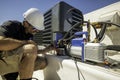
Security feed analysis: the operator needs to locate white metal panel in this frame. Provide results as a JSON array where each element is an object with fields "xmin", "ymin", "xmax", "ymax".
[
  {"xmin": 43, "ymin": 55, "xmax": 120, "ymax": 80},
  {"xmin": 83, "ymin": 1, "xmax": 120, "ymax": 45}
]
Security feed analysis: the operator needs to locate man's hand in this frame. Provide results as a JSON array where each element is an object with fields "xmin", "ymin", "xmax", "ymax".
[
  {"xmin": 38, "ymin": 44, "xmax": 60, "ymax": 54},
  {"xmin": 23, "ymin": 40, "xmax": 37, "ymax": 46},
  {"xmin": 27, "ymin": 40, "xmax": 37, "ymax": 46},
  {"xmin": 45, "ymin": 44, "xmax": 60, "ymax": 54}
]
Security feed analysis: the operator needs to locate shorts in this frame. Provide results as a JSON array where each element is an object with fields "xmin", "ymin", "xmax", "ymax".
[
  {"xmin": 0, "ymin": 46, "xmax": 47, "ymax": 75},
  {"xmin": 0, "ymin": 46, "xmax": 24, "ymax": 75}
]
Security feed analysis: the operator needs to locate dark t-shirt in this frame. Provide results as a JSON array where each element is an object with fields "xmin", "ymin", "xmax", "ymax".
[
  {"xmin": 0, "ymin": 20, "xmax": 33, "ymax": 40},
  {"xmin": 0, "ymin": 20, "xmax": 33, "ymax": 53}
]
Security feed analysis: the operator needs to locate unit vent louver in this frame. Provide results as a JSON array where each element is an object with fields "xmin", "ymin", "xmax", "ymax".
[
  {"xmin": 70, "ymin": 9, "xmax": 83, "ymax": 36},
  {"xmin": 33, "ymin": 31, "xmax": 43, "ymax": 45},
  {"xmin": 42, "ymin": 10, "xmax": 52, "ymax": 44}
]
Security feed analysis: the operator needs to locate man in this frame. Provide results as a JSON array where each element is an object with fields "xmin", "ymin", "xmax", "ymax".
[{"xmin": 0, "ymin": 8, "xmax": 54, "ymax": 80}]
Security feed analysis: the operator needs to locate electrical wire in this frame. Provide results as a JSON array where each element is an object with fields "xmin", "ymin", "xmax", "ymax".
[
  {"xmin": 99, "ymin": 22, "xmax": 120, "ymax": 27},
  {"xmin": 65, "ymin": 8, "xmax": 75, "ymax": 25},
  {"xmin": 63, "ymin": 34, "xmax": 75, "ymax": 42},
  {"xmin": 65, "ymin": 8, "xmax": 83, "ymax": 25},
  {"xmin": 99, "ymin": 32, "xmax": 106, "ymax": 42},
  {"xmin": 97, "ymin": 24, "xmax": 107, "ymax": 41},
  {"xmin": 91, "ymin": 24, "xmax": 98, "ymax": 39},
  {"xmin": 73, "ymin": 58, "xmax": 86, "ymax": 80},
  {"xmin": 90, "ymin": 21, "xmax": 120, "ymax": 42},
  {"xmin": 61, "ymin": 8, "xmax": 83, "ymax": 41},
  {"xmin": 62, "ymin": 22, "xmax": 82, "ymax": 39}
]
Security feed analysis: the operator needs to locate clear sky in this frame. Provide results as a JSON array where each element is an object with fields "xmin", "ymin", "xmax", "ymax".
[{"xmin": 0, "ymin": 0, "xmax": 119, "ymax": 24}]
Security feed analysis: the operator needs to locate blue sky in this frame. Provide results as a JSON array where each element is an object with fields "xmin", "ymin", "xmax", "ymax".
[{"xmin": 0, "ymin": 0, "xmax": 119, "ymax": 24}]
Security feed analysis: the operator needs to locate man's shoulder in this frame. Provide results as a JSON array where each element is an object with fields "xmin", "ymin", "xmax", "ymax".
[
  {"xmin": 2, "ymin": 20, "xmax": 21, "ymax": 26},
  {"xmin": 0, "ymin": 20, "xmax": 23, "ymax": 31}
]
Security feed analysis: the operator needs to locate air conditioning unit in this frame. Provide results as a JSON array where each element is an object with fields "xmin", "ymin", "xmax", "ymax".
[{"xmin": 42, "ymin": 1, "xmax": 83, "ymax": 45}]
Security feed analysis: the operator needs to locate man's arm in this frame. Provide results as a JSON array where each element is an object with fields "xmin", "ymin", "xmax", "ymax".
[{"xmin": 0, "ymin": 36, "xmax": 27, "ymax": 51}]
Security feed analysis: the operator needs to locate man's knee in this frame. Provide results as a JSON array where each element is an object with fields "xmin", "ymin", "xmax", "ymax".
[{"xmin": 22, "ymin": 44, "xmax": 38, "ymax": 59}]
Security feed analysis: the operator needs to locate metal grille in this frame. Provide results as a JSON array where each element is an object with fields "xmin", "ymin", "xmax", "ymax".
[{"xmin": 70, "ymin": 9, "xmax": 83, "ymax": 35}]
